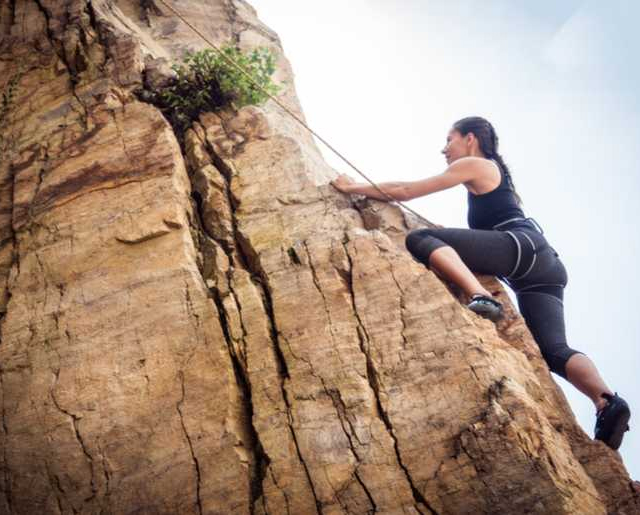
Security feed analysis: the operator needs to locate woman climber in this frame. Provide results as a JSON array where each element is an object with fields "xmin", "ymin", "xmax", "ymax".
[{"xmin": 329, "ymin": 116, "xmax": 631, "ymax": 451}]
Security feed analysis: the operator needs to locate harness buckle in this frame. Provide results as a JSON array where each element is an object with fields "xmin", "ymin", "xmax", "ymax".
[{"xmin": 526, "ymin": 217, "xmax": 544, "ymax": 235}]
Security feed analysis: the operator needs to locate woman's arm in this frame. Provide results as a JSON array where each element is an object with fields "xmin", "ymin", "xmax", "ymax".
[
  {"xmin": 332, "ymin": 178, "xmax": 408, "ymax": 201},
  {"xmin": 400, "ymin": 159, "xmax": 479, "ymax": 199},
  {"xmin": 330, "ymin": 157, "xmax": 483, "ymax": 201}
]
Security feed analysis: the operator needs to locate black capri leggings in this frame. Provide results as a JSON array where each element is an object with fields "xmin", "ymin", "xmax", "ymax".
[{"xmin": 404, "ymin": 222, "xmax": 584, "ymax": 379}]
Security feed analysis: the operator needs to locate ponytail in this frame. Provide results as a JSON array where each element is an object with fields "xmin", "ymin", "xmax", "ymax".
[{"xmin": 490, "ymin": 152, "xmax": 523, "ymax": 207}]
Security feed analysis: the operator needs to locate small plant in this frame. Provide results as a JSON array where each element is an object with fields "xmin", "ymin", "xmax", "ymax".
[
  {"xmin": 0, "ymin": 76, "xmax": 20, "ymax": 123},
  {"xmin": 0, "ymin": 71, "xmax": 24, "ymax": 154},
  {"xmin": 142, "ymin": 44, "xmax": 282, "ymax": 137}
]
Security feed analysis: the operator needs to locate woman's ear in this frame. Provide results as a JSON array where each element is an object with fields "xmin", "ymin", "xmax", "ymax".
[{"xmin": 465, "ymin": 132, "xmax": 478, "ymax": 152}]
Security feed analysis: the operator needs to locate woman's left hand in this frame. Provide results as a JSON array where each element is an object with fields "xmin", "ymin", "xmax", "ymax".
[{"xmin": 330, "ymin": 173, "xmax": 356, "ymax": 193}]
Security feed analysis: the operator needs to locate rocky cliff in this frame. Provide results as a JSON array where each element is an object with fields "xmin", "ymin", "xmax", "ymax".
[{"xmin": 0, "ymin": 1, "xmax": 638, "ymax": 514}]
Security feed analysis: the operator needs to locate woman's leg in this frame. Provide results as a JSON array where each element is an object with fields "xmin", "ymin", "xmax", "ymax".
[
  {"xmin": 428, "ymin": 246, "xmax": 493, "ymax": 298},
  {"xmin": 405, "ymin": 227, "xmax": 614, "ymax": 411},
  {"xmin": 565, "ymin": 354, "xmax": 613, "ymax": 411},
  {"xmin": 517, "ymin": 289, "xmax": 612, "ymax": 409},
  {"xmin": 405, "ymin": 227, "xmax": 519, "ymax": 300},
  {"xmin": 521, "ymin": 288, "xmax": 629, "ymax": 449}
]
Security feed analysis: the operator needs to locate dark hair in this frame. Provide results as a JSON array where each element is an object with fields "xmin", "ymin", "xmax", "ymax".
[{"xmin": 452, "ymin": 116, "xmax": 523, "ymax": 206}]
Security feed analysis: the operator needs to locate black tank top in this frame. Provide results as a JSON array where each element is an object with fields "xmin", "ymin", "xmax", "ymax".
[{"xmin": 467, "ymin": 159, "xmax": 526, "ymax": 230}]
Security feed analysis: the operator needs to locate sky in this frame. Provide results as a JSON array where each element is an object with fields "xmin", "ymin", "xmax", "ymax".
[{"xmin": 249, "ymin": 0, "xmax": 640, "ymax": 479}]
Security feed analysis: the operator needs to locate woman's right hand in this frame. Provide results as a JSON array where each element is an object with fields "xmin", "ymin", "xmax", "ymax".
[{"xmin": 330, "ymin": 174, "xmax": 356, "ymax": 194}]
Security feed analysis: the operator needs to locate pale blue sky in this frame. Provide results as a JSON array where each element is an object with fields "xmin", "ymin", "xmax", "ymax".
[{"xmin": 250, "ymin": 0, "xmax": 640, "ymax": 478}]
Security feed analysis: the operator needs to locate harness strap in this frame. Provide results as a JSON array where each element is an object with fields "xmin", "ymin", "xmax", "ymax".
[
  {"xmin": 504, "ymin": 231, "xmax": 521, "ymax": 278},
  {"xmin": 493, "ymin": 217, "xmax": 545, "ymax": 234},
  {"xmin": 515, "ymin": 283, "xmax": 565, "ymax": 301},
  {"xmin": 518, "ymin": 283, "xmax": 566, "ymax": 292},
  {"xmin": 502, "ymin": 230, "xmax": 551, "ymax": 282}
]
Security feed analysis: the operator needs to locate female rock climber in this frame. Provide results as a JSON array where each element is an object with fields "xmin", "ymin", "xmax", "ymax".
[{"xmin": 329, "ymin": 116, "xmax": 630, "ymax": 451}]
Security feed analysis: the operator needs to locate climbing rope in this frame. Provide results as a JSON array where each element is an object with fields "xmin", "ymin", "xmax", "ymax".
[{"xmin": 154, "ymin": 0, "xmax": 434, "ymax": 227}]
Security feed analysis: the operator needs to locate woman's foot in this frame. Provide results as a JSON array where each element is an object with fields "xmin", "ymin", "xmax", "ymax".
[
  {"xmin": 594, "ymin": 392, "xmax": 631, "ymax": 450},
  {"xmin": 467, "ymin": 294, "xmax": 504, "ymax": 322}
]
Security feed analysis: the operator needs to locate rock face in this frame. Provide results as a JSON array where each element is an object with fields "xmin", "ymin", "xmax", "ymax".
[{"xmin": 0, "ymin": 1, "xmax": 637, "ymax": 514}]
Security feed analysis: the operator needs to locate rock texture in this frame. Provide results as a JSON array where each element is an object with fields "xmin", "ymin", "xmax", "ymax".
[{"xmin": 0, "ymin": 1, "xmax": 638, "ymax": 514}]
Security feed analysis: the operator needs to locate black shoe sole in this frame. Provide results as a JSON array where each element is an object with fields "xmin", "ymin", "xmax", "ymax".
[
  {"xmin": 596, "ymin": 405, "xmax": 631, "ymax": 451},
  {"xmin": 467, "ymin": 303, "xmax": 504, "ymax": 322}
]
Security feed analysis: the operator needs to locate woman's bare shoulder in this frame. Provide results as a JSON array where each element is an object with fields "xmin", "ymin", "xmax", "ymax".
[{"xmin": 461, "ymin": 157, "xmax": 501, "ymax": 195}]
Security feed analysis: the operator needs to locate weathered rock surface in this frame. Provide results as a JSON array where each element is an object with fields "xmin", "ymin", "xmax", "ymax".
[{"xmin": 0, "ymin": 1, "xmax": 638, "ymax": 514}]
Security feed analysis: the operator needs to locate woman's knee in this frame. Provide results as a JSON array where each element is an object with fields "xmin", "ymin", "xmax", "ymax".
[
  {"xmin": 541, "ymin": 348, "xmax": 585, "ymax": 379},
  {"xmin": 405, "ymin": 229, "xmax": 447, "ymax": 266},
  {"xmin": 517, "ymin": 291, "xmax": 578, "ymax": 377}
]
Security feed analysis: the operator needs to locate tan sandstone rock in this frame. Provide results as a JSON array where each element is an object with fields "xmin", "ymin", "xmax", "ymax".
[{"xmin": 0, "ymin": 1, "xmax": 637, "ymax": 514}]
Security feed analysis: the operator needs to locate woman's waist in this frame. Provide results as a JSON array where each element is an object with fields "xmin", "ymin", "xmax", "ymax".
[
  {"xmin": 492, "ymin": 217, "xmax": 544, "ymax": 234},
  {"xmin": 494, "ymin": 217, "xmax": 560, "ymax": 258}
]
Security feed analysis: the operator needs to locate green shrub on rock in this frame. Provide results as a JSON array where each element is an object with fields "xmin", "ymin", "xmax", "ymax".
[
  {"xmin": 0, "ymin": 71, "xmax": 24, "ymax": 153},
  {"xmin": 141, "ymin": 44, "xmax": 282, "ymax": 137}
]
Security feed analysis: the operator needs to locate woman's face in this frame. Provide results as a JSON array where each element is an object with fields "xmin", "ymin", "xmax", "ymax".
[{"xmin": 441, "ymin": 128, "xmax": 469, "ymax": 165}]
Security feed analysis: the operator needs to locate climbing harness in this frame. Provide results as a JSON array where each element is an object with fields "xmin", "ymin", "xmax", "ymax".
[
  {"xmin": 155, "ymin": 0, "xmax": 434, "ymax": 226},
  {"xmin": 492, "ymin": 216, "xmax": 544, "ymax": 234},
  {"xmin": 490, "ymin": 217, "xmax": 560, "ymax": 289}
]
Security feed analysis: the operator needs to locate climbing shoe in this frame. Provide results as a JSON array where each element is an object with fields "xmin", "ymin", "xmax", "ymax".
[
  {"xmin": 594, "ymin": 392, "xmax": 631, "ymax": 450},
  {"xmin": 467, "ymin": 294, "xmax": 504, "ymax": 322}
]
